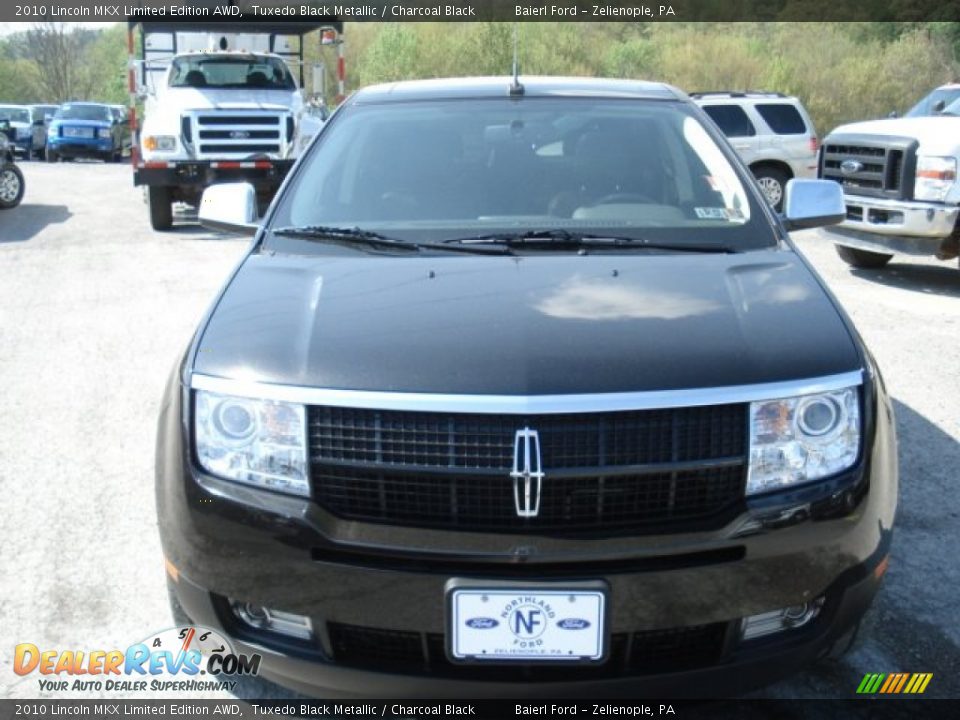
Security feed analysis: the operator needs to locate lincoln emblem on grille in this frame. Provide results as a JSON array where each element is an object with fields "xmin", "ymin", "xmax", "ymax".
[{"xmin": 511, "ymin": 428, "xmax": 544, "ymax": 518}]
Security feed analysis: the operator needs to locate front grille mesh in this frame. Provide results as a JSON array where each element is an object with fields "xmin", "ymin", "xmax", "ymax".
[
  {"xmin": 327, "ymin": 621, "xmax": 730, "ymax": 679},
  {"xmin": 309, "ymin": 404, "xmax": 746, "ymax": 535}
]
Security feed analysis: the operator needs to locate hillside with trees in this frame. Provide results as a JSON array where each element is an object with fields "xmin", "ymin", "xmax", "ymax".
[{"xmin": 1, "ymin": 21, "xmax": 958, "ymax": 135}]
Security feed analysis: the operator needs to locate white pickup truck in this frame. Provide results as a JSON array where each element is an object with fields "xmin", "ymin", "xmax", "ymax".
[
  {"xmin": 129, "ymin": 21, "xmax": 340, "ymax": 231},
  {"xmin": 819, "ymin": 109, "xmax": 960, "ymax": 272}
]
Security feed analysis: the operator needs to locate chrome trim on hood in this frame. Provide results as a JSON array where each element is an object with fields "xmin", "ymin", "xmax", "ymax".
[{"xmin": 190, "ymin": 370, "xmax": 864, "ymax": 414}]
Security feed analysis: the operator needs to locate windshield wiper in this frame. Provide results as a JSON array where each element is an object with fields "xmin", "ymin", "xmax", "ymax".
[
  {"xmin": 271, "ymin": 225, "xmax": 511, "ymax": 255},
  {"xmin": 443, "ymin": 229, "xmax": 736, "ymax": 253},
  {"xmin": 272, "ymin": 225, "xmax": 421, "ymax": 252}
]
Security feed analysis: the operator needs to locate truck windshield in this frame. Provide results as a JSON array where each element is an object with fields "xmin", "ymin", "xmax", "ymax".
[
  {"xmin": 56, "ymin": 104, "xmax": 111, "ymax": 122},
  {"xmin": 0, "ymin": 106, "xmax": 30, "ymax": 124},
  {"xmin": 169, "ymin": 56, "xmax": 295, "ymax": 90},
  {"xmin": 906, "ymin": 87, "xmax": 960, "ymax": 117},
  {"xmin": 270, "ymin": 97, "xmax": 775, "ymax": 252}
]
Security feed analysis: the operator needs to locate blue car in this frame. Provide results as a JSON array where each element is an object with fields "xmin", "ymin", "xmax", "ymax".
[{"xmin": 47, "ymin": 102, "xmax": 124, "ymax": 163}]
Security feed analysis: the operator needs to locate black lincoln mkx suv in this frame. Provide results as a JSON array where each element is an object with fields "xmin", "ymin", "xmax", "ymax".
[{"xmin": 156, "ymin": 76, "xmax": 897, "ymax": 697}]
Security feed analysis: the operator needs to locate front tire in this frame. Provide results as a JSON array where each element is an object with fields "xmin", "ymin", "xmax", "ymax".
[
  {"xmin": 752, "ymin": 165, "xmax": 790, "ymax": 212},
  {"xmin": 0, "ymin": 162, "xmax": 25, "ymax": 209},
  {"xmin": 835, "ymin": 245, "xmax": 893, "ymax": 269},
  {"xmin": 148, "ymin": 186, "xmax": 173, "ymax": 231},
  {"xmin": 45, "ymin": 147, "xmax": 57, "ymax": 163}
]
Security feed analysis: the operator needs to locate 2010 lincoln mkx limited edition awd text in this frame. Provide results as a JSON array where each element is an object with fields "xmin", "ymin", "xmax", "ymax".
[{"xmin": 156, "ymin": 77, "xmax": 897, "ymax": 697}]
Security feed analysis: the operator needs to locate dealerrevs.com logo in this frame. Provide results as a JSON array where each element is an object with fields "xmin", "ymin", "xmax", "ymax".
[{"xmin": 14, "ymin": 627, "xmax": 261, "ymax": 693}]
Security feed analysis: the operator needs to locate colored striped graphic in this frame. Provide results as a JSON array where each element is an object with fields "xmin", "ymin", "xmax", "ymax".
[{"xmin": 857, "ymin": 672, "xmax": 933, "ymax": 694}]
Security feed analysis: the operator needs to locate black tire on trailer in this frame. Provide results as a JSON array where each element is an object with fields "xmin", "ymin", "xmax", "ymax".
[
  {"xmin": 835, "ymin": 244, "xmax": 893, "ymax": 269},
  {"xmin": 148, "ymin": 186, "xmax": 174, "ymax": 231},
  {"xmin": 0, "ymin": 162, "xmax": 25, "ymax": 209}
]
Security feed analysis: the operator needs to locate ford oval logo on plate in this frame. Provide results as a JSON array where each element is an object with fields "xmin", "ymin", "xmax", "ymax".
[
  {"xmin": 840, "ymin": 159, "xmax": 863, "ymax": 175},
  {"xmin": 465, "ymin": 617, "xmax": 498, "ymax": 630},
  {"xmin": 557, "ymin": 618, "xmax": 591, "ymax": 630}
]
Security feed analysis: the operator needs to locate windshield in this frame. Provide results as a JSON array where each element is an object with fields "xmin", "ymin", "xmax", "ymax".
[
  {"xmin": 270, "ymin": 97, "xmax": 773, "ymax": 253},
  {"xmin": 0, "ymin": 106, "xmax": 30, "ymax": 124},
  {"xmin": 169, "ymin": 55, "xmax": 295, "ymax": 90},
  {"xmin": 906, "ymin": 87, "xmax": 960, "ymax": 117},
  {"xmin": 56, "ymin": 104, "xmax": 112, "ymax": 122}
]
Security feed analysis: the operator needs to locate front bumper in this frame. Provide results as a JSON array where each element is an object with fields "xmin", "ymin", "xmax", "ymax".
[
  {"xmin": 134, "ymin": 160, "xmax": 294, "ymax": 191},
  {"xmin": 826, "ymin": 194, "xmax": 959, "ymax": 255},
  {"xmin": 157, "ymin": 372, "xmax": 897, "ymax": 697},
  {"xmin": 48, "ymin": 136, "xmax": 113, "ymax": 157}
]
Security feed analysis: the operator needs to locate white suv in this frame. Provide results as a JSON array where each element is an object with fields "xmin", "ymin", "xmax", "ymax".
[{"xmin": 691, "ymin": 91, "xmax": 819, "ymax": 211}]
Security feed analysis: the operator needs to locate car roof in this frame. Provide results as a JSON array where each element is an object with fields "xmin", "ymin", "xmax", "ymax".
[
  {"xmin": 690, "ymin": 91, "xmax": 799, "ymax": 102},
  {"xmin": 351, "ymin": 76, "xmax": 684, "ymax": 104}
]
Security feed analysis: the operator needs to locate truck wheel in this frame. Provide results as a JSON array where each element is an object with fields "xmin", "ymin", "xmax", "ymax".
[
  {"xmin": 0, "ymin": 162, "xmax": 25, "ymax": 209},
  {"xmin": 148, "ymin": 186, "xmax": 174, "ymax": 231},
  {"xmin": 835, "ymin": 245, "xmax": 893, "ymax": 269},
  {"xmin": 752, "ymin": 165, "xmax": 789, "ymax": 212},
  {"xmin": 45, "ymin": 147, "xmax": 57, "ymax": 163}
]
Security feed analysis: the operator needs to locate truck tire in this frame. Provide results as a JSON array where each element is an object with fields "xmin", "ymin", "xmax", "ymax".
[
  {"xmin": 149, "ymin": 186, "xmax": 174, "ymax": 231},
  {"xmin": 752, "ymin": 165, "xmax": 790, "ymax": 212},
  {"xmin": 45, "ymin": 147, "xmax": 57, "ymax": 163},
  {"xmin": 835, "ymin": 245, "xmax": 893, "ymax": 269},
  {"xmin": 0, "ymin": 162, "xmax": 25, "ymax": 209}
]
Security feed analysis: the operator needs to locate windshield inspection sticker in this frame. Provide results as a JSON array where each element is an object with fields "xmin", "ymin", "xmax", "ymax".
[{"xmin": 695, "ymin": 207, "xmax": 730, "ymax": 220}]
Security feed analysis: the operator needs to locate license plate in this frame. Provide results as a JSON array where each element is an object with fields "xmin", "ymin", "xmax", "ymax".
[
  {"xmin": 449, "ymin": 587, "xmax": 606, "ymax": 662},
  {"xmin": 64, "ymin": 127, "xmax": 92, "ymax": 138}
]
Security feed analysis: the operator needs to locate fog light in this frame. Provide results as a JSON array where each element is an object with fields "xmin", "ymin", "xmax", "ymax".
[
  {"xmin": 741, "ymin": 597, "xmax": 824, "ymax": 641},
  {"xmin": 231, "ymin": 600, "xmax": 313, "ymax": 640}
]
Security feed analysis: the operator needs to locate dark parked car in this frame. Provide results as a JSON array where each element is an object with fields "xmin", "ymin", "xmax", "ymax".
[
  {"xmin": 46, "ymin": 102, "xmax": 124, "ymax": 162},
  {"xmin": 0, "ymin": 104, "xmax": 33, "ymax": 159},
  {"xmin": 0, "ymin": 127, "xmax": 25, "ymax": 208},
  {"xmin": 157, "ymin": 77, "xmax": 897, "ymax": 698},
  {"xmin": 28, "ymin": 104, "xmax": 59, "ymax": 159}
]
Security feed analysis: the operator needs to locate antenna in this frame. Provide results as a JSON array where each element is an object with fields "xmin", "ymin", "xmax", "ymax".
[{"xmin": 509, "ymin": 22, "xmax": 524, "ymax": 96}]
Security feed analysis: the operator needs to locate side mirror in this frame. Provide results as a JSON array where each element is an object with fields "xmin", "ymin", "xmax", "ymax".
[
  {"xmin": 781, "ymin": 179, "xmax": 846, "ymax": 231},
  {"xmin": 198, "ymin": 183, "xmax": 259, "ymax": 236},
  {"xmin": 933, "ymin": 100, "xmax": 946, "ymax": 114}
]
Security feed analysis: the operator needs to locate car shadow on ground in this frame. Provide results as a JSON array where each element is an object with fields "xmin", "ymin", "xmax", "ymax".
[
  {"xmin": 849, "ymin": 261, "xmax": 960, "ymax": 299},
  {"xmin": 1, "ymin": 204, "xmax": 71, "ymax": 243}
]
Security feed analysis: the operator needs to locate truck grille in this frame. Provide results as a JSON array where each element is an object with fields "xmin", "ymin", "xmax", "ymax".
[
  {"xmin": 184, "ymin": 111, "xmax": 288, "ymax": 160},
  {"xmin": 308, "ymin": 404, "xmax": 747, "ymax": 535},
  {"xmin": 819, "ymin": 134, "xmax": 918, "ymax": 200}
]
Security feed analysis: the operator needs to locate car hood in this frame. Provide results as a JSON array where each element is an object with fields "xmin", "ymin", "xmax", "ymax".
[
  {"xmin": 193, "ymin": 249, "xmax": 861, "ymax": 395},
  {"xmin": 829, "ymin": 116, "xmax": 960, "ymax": 156},
  {"xmin": 51, "ymin": 118, "xmax": 110, "ymax": 129},
  {"xmin": 155, "ymin": 87, "xmax": 297, "ymax": 112}
]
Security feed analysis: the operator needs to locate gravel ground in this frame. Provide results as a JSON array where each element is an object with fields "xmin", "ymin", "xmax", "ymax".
[{"xmin": 0, "ymin": 162, "xmax": 957, "ymax": 706}]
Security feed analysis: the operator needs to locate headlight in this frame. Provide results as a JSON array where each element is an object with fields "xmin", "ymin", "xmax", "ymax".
[
  {"xmin": 747, "ymin": 386, "xmax": 860, "ymax": 495},
  {"xmin": 143, "ymin": 135, "xmax": 176, "ymax": 152},
  {"xmin": 195, "ymin": 390, "xmax": 309, "ymax": 497},
  {"xmin": 914, "ymin": 156, "xmax": 956, "ymax": 202},
  {"xmin": 97, "ymin": 128, "xmax": 112, "ymax": 139}
]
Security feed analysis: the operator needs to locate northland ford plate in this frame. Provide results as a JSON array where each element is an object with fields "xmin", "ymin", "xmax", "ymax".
[{"xmin": 449, "ymin": 588, "xmax": 606, "ymax": 662}]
